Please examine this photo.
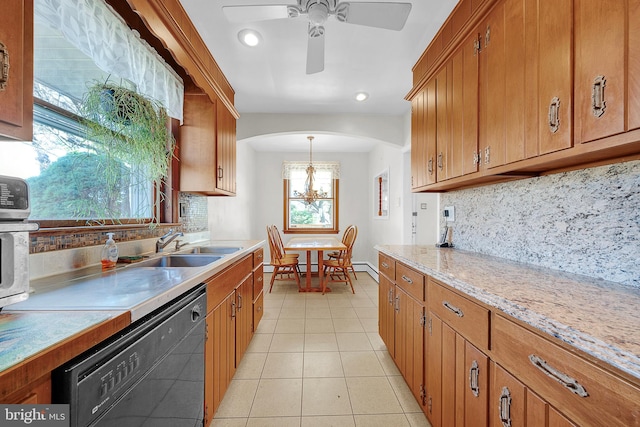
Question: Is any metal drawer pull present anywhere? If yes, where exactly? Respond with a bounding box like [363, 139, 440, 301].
[548, 96, 560, 133]
[218, 166, 224, 180]
[528, 354, 589, 397]
[381, 262, 389, 269]
[428, 157, 434, 174]
[394, 295, 400, 312]
[401, 275, 413, 284]
[388, 288, 394, 304]
[469, 360, 480, 397]
[499, 386, 512, 427]
[442, 301, 464, 317]
[231, 300, 236, 318]
[437, 152, 443, 170]
[0, 42, 9, 91]
[591, 75, 606, 118]
[237, 294, 243, 309]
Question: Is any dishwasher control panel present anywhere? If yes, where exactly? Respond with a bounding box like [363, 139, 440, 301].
[99, 352, 140, 398]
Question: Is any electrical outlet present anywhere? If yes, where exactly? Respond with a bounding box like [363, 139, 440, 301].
[443, 206, 455, 222]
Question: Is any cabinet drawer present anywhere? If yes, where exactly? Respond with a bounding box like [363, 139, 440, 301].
[207, 255, 252, 311]
[396, 263, 425, 302]
[253, 248, 264, 267]
[428, 279, 489, 351]
[378, 253, 396, 281]
[492, 314, 640, 427]
[253, 290, 264, 332]
[253, 266, 264, 299]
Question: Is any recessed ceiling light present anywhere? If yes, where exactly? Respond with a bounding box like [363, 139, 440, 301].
[238, 29, 261, 47]
[355, 92, 369, 102]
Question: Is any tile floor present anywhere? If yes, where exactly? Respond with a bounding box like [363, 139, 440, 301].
[212, 272, 432, 427]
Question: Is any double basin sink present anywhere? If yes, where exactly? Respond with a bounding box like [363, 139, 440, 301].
[131, 246, 241, 268]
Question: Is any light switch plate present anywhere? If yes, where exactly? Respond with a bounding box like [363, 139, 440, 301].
[443, 206, 455, 222]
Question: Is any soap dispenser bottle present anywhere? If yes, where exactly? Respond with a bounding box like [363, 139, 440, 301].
[101, 233, 119, 269]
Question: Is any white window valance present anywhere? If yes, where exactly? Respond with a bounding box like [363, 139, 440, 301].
[282, 161, 341, 179]
[35, 0, 184, 122]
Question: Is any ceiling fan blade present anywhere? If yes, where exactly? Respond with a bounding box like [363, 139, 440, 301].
[340, 2, 412, 31]
[306, 32, 325, 74]
[222, 5, 290, 23]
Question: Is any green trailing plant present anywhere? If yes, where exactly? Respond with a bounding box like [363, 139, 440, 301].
[77, 80, 176, 224]
[81, 81, 175, 182]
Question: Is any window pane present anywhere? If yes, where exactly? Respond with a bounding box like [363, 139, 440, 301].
[288, 168, 333, 198]
[288, 200, 334, 229]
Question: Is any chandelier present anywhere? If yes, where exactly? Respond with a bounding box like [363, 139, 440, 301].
[294, 136, 328, 204]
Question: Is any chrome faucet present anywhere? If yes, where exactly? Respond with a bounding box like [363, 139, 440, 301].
[156, 229, 184, 252]
[174, 239, 189, 251]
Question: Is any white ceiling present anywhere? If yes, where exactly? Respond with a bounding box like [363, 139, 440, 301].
[178, 0, 459, 151]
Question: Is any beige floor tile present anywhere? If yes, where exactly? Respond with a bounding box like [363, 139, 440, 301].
[211, 418, 248, 427]
[302, 378, 352, 416]
[246, 334, 273, 353]
[270, 333, 305, 352]
[332, 318, 364, 333]
[249, 379, 303, 418]
[366, 332, 387, 351]
[305, 299, 330, 309]
[262, 352, 304, 378]
[354, 307, 378, 319]
[246, 417, 300, 427]
[215, 379, 259, 418]
[375, 351, 401, 376]
[340, 351, 385, 377]
[304, 333, 339, 352]
[255, 319, 277, 334]
[261, 307, 281, 319]
[275, 318, 306, 334]
[349, 298, 376, 308]
[346, 377, 403, 415]
[302, 415, 355, 427]
[336, 333, 373, 351]
[305, 320, 335, 334]
[406, 411, 432, 427]
[359, 318, 378, 333]
[329, 307, 358, 319]
[354, 414, 410, 427]
[306, 307, 332, 318]
[326, 296, 353, 308]
[280, 307, 306, 319]
[303, 352, 344, 378]
[235, 352, 268, 379]
[388, 375, 423, 413]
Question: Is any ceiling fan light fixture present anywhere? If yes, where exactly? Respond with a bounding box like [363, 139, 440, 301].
[238, 29, 262, 47]
[355, 92, 369, 102]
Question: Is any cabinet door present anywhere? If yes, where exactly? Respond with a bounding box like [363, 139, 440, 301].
[0, 0, 33, 141]
[411, 88, 427, 189]
[235, 276, 253, 366]
[629, 0, 640, 131]
[436, 65, 450, 181]
[378, 274, 395, 356]
[537, 0, 573, 155]
[574, 0, 626, 143]
[206, 292, 236, 421]
[395, 287, 425, 403]
[425, 79, 438, 185]
[216, 103, 236, 194]
[479, 0, 506, 169]
[426, 313, 443, 427]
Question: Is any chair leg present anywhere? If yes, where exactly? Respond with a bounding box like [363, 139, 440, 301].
[350, 265, 358, 280]
[269, 266, 278, 292]
[344, 267, 355, 293]
[293, 265, 302, 291]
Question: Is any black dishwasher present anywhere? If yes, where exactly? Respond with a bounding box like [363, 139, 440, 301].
[53, 284, 206, 427]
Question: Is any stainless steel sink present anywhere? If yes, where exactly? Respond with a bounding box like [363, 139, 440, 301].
[134, 255, 222, 268]
[190, 246, 241, 255]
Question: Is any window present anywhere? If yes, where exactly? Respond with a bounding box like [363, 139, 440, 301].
[283, 161, 340, 233]
[1, 0, 184, 225]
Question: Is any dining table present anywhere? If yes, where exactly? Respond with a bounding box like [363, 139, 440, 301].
[284, 236, 347, 292]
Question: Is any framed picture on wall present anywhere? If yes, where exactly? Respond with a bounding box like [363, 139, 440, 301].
[374, 169, 389, 219]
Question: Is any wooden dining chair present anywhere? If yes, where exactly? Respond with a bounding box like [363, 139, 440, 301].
[266, 225, 301, 292]
[327, 225, 358, 279]
[322, 225, 357, 294]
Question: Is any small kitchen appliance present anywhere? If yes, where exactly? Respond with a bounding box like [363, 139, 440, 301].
[0, 175, 38, 309]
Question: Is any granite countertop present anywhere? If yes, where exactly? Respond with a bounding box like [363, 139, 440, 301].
[0, 240, 264, 376]
[376, 245, 640, 383]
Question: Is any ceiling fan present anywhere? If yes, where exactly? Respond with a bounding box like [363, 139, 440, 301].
[222, 0, 412, 74]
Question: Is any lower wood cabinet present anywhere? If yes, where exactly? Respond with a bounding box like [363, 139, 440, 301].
[378, 251, 640, 427]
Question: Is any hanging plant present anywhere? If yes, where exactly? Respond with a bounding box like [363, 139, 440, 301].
[77, 80, 176, 224]
[81, 81, 175, 182]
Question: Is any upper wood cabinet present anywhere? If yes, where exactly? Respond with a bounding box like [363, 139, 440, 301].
[180, 92, 236, 196]
[411, 81, 437, 189]
[0, 0, 33, 141]
[409, 0, 639, 192]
